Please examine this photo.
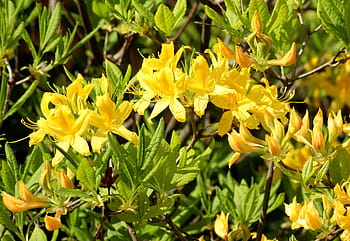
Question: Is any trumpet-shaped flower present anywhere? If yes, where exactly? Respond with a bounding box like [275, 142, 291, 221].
[2, 192, 49, 213]
[186, 55, 216, 117]
[90, 94, 138, 152]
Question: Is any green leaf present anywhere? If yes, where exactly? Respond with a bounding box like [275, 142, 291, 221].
[42, 2, 62, 49]
[154, 4, 176, 36]
[248, 0, 270, 27]
[267, 193, 285, 213]
[142, 118, 164, 175]
[301, 157, 314, 184]
[0, 201, 17, 232]
[92, 0, 110, 18]
[266, 0, 288, 34]
[5, 142, 19, 182]
[173, 0, 186, 26]
[29, 226, 47, 241]
[315, 160, 329, 184]
[3, 80, 39, 120]
[344, 1, 350, 49]
[225, 0, 249, 27]
[132, 0, 154, 23]
[105, 59, 125, 100]
[317, 0, 347, 47]
[330, 148, 350, 182]
[1, 161, 16, 195]
[77, 158, 96, 191]
[56, 188, 87, 198]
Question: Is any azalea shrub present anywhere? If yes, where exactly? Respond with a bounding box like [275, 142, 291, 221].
[1, 0, 350, 240]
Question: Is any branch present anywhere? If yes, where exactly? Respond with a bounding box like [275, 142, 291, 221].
[315, 228, 343, 241]
[256, 159, 275, 241]
[172, 0, 200, 41]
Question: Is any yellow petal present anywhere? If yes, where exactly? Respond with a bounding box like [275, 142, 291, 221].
[149, 100, 170, 123]
[71, 135, 91, 156]
[251, 10, 263, 33]
[45, 215, 62, 231]
[228, 152, 240, 167]
[218, 111, 234, 136]
[193, 95, 209, 117]
[2, 192, 48, 213]
[18, 181, 49, 203]
[169, 98, 186, 122]
[214, 211, 229, 240]
[111, 125, 139, 145]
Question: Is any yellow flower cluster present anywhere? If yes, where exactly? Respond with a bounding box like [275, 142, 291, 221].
[134, 40, 290, 135]
[24, 74, 138, 166]
[285, 182, 350, 241]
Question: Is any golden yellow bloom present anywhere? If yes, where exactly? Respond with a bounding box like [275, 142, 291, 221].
[265, 135, 281, 156]
[214, 211, 229, 241]
[228, 128, 264, 154]
[282, 145, 310, 170]
[45, 211, 62, 231]
[2, 192, 48, 213]
[288, 108, 302, 136]
[90, 95, 138, 152]
[334, 183, 350, 205]
[213, 38, 235, 60]
[235, 45, 253, 68]
[285, 197, 303, 229]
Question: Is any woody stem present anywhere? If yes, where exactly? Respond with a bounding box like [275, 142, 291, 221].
[256, 159, 275, 241]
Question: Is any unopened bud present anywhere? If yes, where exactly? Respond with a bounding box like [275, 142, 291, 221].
[215, 38, 236, 59]
[268, 42, 296, 66]
[59, 169, 74, 189]
[266, 135, 281, 156]
[18, 181, 49, 203]
[1, 192, 48, 213]
[288, 108, 302, 136]
[39, 161, 53, 194]
[235, 46, 253, 68]
[251, 10, 263, 33]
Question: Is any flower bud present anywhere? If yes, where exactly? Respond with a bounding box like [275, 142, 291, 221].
[265, 135, 281, 156]
[251, 10, 263, 33]
[39, 161, 53, 194]
[228, 152, 241, 168]
[312, 125, 325, 152]
[267, 42, 296, 66]
[215, 38, 236, 60]
[18, 181, 49, 203]
[228, 130, 264, 153]
[235, 46, 252, 68]
[288, 108, 302, 136]
[59, 169, 74, 189]
[214, 211, 229, 240]
[1, 192, 48, 213]
[327, 111, 343, 145]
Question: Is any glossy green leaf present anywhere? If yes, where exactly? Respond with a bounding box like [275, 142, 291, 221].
[77, 158, 96, 191]
[5, 142, 19, 182]
[301, 157, 314, 184]
[173, 0, 186, 26]
[317, 0, 347, 47]
[266, 0, 288, 34]
[154, 4, 175, 36]
[1, 161, 16, 195]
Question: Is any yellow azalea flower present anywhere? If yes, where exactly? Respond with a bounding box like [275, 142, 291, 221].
[214, 211, 229, 241]
[285, 198, 323, 231]
[45, 211, 62, 231]
[228, 128, 265, 154]
[18, 180, 49, 203]
[90, 94, 138, 152]
[1, 192, 48, 213]
[142, 41, 184, 71]
[332, 201, 350, 231]
[267, 42, 296, 66]
[143, 67, 186, 123]
[65, 74, 96, 113]
[28, 105, 92, 166]
[186, 55, 216, 117]
[211, 93, 258, 135]
[282, 145, 310, 170]
[285, 197, 303, 229]
[334, 183, 350, 205]
[341, 230, 350, 241]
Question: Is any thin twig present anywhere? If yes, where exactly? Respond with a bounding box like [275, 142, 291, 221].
[126, 223, 139, 241]
[315, 228, 343, 241]
[256, 159, 275, 241]
[172, 0, 200, 41]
